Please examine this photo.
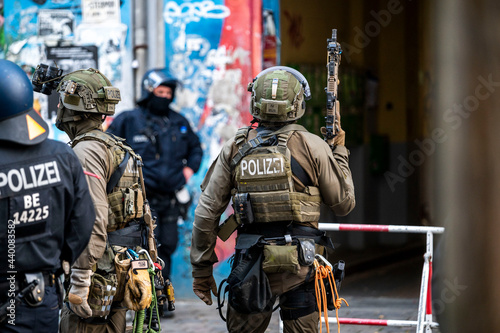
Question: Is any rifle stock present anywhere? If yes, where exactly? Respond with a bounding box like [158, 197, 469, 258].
[321, 29, 342, 148]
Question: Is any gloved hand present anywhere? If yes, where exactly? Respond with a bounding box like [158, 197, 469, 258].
[123, 264, 152, 311]
[193, 275, 217, 305]
[333, 109, 345, 146]
[67, 268, 93, 318]
[320, 109, 345, 147]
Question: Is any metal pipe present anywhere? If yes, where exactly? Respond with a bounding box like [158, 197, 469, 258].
[133, 0, 148, 100]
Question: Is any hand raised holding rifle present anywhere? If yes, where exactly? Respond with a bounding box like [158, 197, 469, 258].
[321, 29, 345, 148]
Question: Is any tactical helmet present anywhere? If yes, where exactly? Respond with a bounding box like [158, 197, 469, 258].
[56, 68, 121, 116]
[0, 59, 49, 145]
[137, 68, 178, 105]
[247, 66, 311, 123]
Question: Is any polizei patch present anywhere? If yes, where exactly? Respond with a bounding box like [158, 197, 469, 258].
[0, 161, 62, 198]
[239, 154, 286, 179]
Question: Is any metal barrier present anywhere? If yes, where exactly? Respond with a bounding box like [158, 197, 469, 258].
[279, 223, 445, 333]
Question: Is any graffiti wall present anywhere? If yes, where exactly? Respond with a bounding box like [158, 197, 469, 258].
[1, 0, 133, 142]
[164, 0, 263, 296]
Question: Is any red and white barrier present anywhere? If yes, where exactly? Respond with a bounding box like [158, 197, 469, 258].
[279, 223, 445, 333]
[331, 318, 439, 328]
[319, 223, 445, 234]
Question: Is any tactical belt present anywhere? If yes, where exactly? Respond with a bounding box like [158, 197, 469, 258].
[107, 223, 143, 248]
[241, 222, 334, 250]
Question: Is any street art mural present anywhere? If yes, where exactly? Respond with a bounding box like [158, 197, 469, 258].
[163, 0, 263, 296]
[2, 0, 280, 298]
[1, 0, 133, 142]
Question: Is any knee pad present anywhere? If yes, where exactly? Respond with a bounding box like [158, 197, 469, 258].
[279, 281, 317, 320]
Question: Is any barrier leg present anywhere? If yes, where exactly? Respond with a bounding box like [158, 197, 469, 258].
[425, 259, 434, 333]
[416, 231, 433, 333]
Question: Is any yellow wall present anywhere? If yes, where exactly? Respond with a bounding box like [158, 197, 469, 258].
[376, 0, 407, 142]
[279, 0, 426, 143]
[280, 0, 348, 65]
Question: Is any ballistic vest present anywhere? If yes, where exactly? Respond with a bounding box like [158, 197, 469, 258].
[231, 125, 322, 224]
[72, 129, 144, 232]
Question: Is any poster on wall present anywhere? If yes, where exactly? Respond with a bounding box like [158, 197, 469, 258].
[45, 45, 98, 119]
[2, 0, 133, 141]
[162, 0, 262, 296]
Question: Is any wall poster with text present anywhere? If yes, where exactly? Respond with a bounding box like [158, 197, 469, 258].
[2, 0, 133, 142]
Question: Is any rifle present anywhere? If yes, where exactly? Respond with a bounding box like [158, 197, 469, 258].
[321, 29, 343, 148]
[137, 159, 158, 263]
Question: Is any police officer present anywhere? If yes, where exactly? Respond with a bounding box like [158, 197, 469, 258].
[190, 67, 356, 332]
[107, 69, 203, 287]
[0, 60, 95, 332]
[55, 68, 158, 332]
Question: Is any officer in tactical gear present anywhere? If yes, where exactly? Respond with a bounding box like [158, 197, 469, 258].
[107, 69, 203, 293]
[0, 60, 95, 332]
[190, 67, 355, 332]
[56, 68, 159, 332]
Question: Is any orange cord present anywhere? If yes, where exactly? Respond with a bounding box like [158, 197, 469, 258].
[314, 259, 349, 333]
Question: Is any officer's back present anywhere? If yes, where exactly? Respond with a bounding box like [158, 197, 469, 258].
[0, 60, 95, 333]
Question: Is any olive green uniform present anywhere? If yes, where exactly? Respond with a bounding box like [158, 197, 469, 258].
[60, 137, 128, 333]
[191, 125, 355, 333]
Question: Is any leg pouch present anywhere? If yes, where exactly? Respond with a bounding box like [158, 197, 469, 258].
[227, 247, 275, 314]
[88, 272, 117, 317]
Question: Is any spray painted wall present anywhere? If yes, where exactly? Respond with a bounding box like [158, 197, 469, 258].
[162, 0, 264, 297]
[1, 0, 133, 142]
[1, 0, 279, 299]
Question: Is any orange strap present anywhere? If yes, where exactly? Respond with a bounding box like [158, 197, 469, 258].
[314, 260, 349, 333]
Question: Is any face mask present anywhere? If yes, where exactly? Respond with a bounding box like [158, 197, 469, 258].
[147, 96, 172, 116]
[56, 107, 102, 140]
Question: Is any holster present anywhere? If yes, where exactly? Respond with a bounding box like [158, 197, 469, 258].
[23, 273, 45, 307]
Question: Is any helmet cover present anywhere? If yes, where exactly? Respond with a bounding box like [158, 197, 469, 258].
[248, 66, 311, 122]
[56, 68, 121, 116]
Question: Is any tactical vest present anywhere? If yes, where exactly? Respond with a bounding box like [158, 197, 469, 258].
[231, 126, 322, 224]
[72, 129, 144, 232]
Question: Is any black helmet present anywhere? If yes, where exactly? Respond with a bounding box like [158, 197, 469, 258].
[137, 68, 178, 105]
[0, 60, 49, 145]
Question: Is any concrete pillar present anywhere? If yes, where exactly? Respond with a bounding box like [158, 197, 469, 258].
[434, 0, 500, 331]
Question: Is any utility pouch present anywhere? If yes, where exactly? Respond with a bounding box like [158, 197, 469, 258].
[123, 185, 143, 223]
[233, 193, 254, 225]
[226, 234, 274, 313]
[107, 191, 125, 231]
[88, 272, 117, 317]
[217, 214, 240, 241]
[107, 185, 144, 232]
[297, 238, 316, 266]
[262, 244, 300, 275]
[114, 252, 131, 302]
[23, 273, 45, 307]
